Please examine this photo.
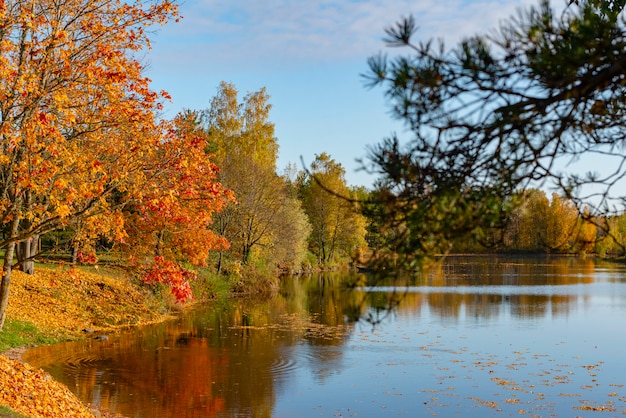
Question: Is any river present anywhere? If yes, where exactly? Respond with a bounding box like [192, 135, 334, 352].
[24, 256, 626, 417]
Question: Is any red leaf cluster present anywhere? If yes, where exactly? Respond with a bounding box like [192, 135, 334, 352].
[122, 111, 233, 290]
[76, 251, 98, 264]
[142, 256, 195, 303]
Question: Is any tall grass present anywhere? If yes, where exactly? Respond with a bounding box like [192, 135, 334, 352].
[193, 268, 235, 300]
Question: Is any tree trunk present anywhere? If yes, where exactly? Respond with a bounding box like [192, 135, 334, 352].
[155, 230, 165, 257]
[17, 235, 38, 274]
[0, 219, 20, 330]
[71, 243, 78, 264]
[242, 245, 250, 265]
[216, 250, 223, 274]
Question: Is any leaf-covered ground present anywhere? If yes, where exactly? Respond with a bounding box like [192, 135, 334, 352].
[0, 267, 174, 417]
[7, 267, 169, 338]
[0, 355, 94, 417]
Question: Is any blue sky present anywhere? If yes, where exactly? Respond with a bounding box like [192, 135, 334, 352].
[144, 0, 537, 188]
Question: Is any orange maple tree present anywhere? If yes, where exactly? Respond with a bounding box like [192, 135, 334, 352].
[0, 0, 189, 329]
[124, 111, 234, 302]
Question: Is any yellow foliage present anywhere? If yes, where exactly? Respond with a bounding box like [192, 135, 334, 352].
[0, 355, 95, 417]
[6, 268, 170, 338]
[0, 267, 173, 418]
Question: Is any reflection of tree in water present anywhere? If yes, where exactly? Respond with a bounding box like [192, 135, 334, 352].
[24, 260, 610, 417]
[463, 294, 504, 320]
[299, 344, 346, 384]
[357, 289, 410, 325]
[349, 256, 604, 323]
[25, 323, 230, 418]
[426, 255, 597, 287]
[196, 297, 295, 418]
[280, 274, 358, 383]
[193, 283, 357, 416]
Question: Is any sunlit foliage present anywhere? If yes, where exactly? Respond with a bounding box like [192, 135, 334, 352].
[299, 153, 368, 266]
[0, 0, 229, 326]
[202, 82, 310, 274]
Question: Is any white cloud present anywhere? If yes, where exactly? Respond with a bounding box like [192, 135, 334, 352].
[151, 0, 540, 71]
[145, 0, 561, 187]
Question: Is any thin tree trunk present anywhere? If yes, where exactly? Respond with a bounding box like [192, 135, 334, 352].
[0, 218, 20, 330]
[155, 230, 165, 256]
[71, 241, 79, 264]
[18, 240, 32, 274]
[216, 250, 223, 274]
[242, 245, 250, 265]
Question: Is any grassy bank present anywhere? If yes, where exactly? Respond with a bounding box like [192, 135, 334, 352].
[0, 265, 195, 417]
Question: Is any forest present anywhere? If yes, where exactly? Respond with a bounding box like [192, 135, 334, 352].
[3, 0, 626, 332]
[4, 78, 626, 308]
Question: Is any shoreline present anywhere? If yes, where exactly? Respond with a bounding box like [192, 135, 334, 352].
[1, 346, 28, 362]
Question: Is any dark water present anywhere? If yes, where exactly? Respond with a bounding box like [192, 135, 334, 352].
[24, 256, 626, 417]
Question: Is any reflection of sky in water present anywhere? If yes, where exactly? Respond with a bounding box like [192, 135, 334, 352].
[24, 257, 626, 417]
[364, 283, 626, 295]
[274, 261, 626, 417]
[277, 299, 626, 416]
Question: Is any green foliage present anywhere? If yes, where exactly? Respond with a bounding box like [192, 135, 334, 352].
[364, 0, 626, 269]
[232, 264, 280, 294]
[202, 82, 310, 276]
[594, 213, 626, 255]
[192, 268, 234, 300]
[300, 153, 368, 266]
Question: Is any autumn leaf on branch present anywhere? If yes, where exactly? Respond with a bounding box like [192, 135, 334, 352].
[0, 0, 179, 328]
[142, 256, 196, 303]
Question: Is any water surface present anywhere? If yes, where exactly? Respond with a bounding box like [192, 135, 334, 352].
[25, 256, 626, 416]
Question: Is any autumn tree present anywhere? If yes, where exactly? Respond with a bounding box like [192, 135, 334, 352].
[120, 111, 233, 300]
[363, 0, 626, 269]
[594, 213, 626, 254]
[501, 189, 548, 251]
[205, 81, 278, 170]
[299, 153, 368, 266]
[124, 111, 232, 264]
[510, 191, 579, 252]
[544, 193, 579, 251]
[270, 186, 311, 272]
[219, 159, 301, 266]
[490, 189, 596, 253]
[0, 0, 179, 328]
[202, 82, 310, 273]
[574, 207, 597, 254]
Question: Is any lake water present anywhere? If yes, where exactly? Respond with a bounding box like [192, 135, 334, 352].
[24, 256, 626, 417]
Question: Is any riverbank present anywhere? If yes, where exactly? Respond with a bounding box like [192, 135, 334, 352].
[0, 266, 183, 417]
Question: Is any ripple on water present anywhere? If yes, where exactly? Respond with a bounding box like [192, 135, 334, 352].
[269, 356, 299, 378]
[24, 341, 118, 383]
[60, 354, 114, 380]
